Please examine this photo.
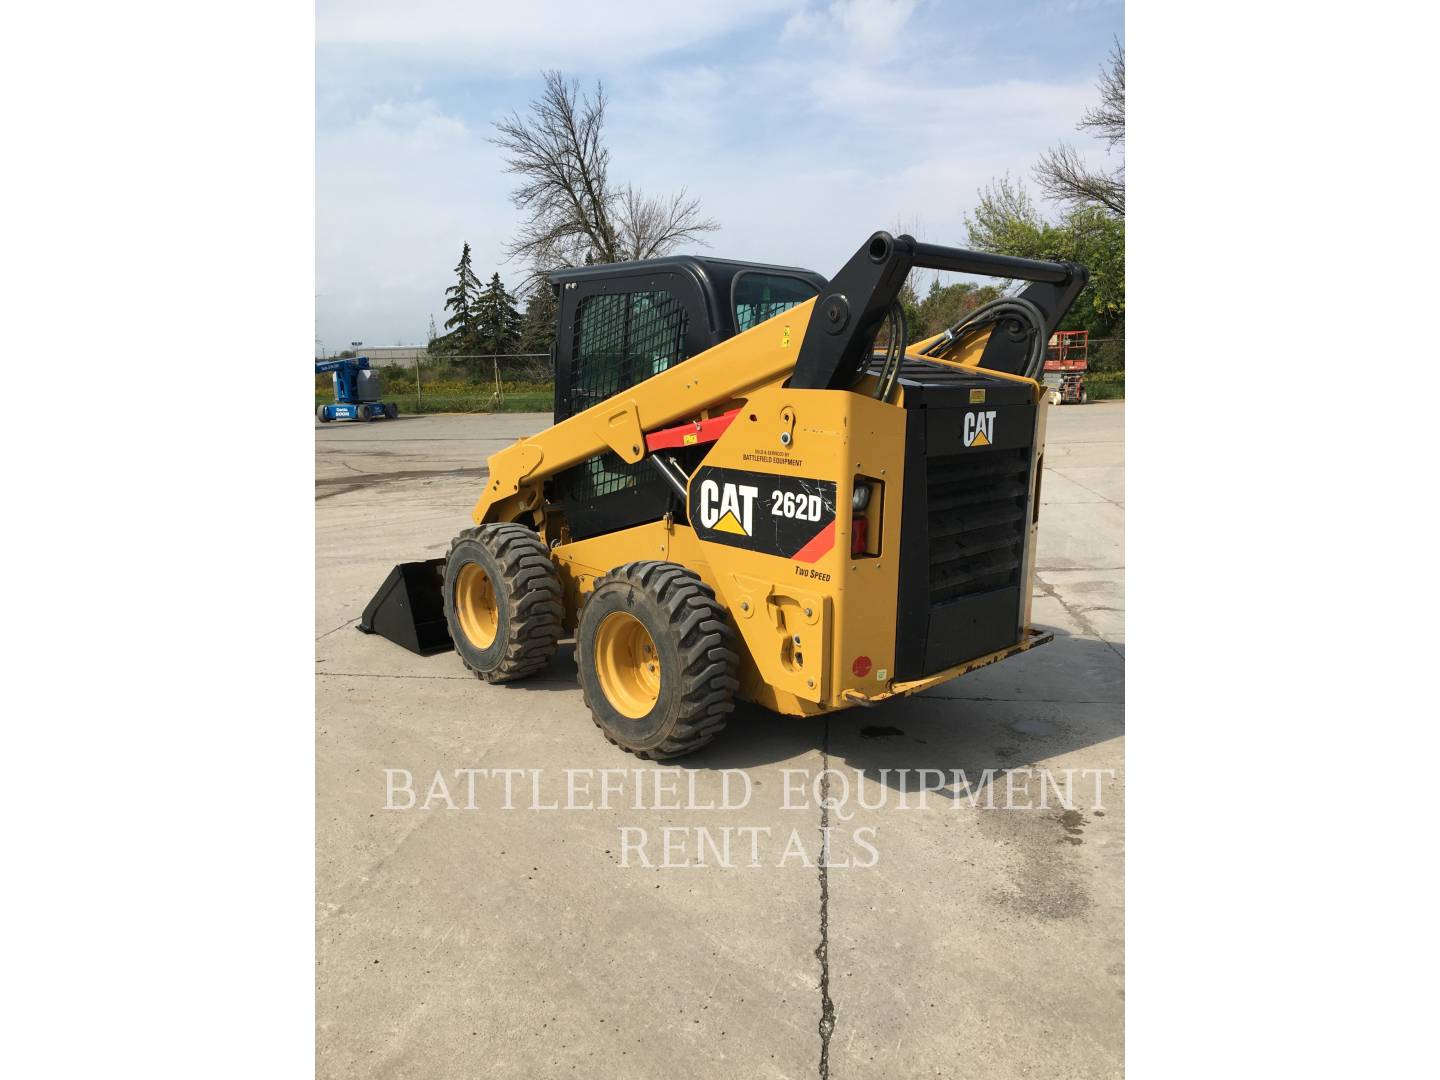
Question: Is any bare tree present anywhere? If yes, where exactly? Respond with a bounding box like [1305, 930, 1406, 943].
[620, 185, 715, 261]
[491, 71, 718, 292]
[1034, 39, 1125, 217]
[1079, 38, 1124, 148]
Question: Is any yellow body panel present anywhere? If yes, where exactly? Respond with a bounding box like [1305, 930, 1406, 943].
[472, 299, 818, 528]
[542, 383, 908, 716]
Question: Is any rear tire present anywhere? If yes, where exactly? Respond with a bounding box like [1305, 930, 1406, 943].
[578, 561, 739, 759]
[443, 524, 563, 682]
[385, 402, 399, 419]
[317, 405, 331, 423]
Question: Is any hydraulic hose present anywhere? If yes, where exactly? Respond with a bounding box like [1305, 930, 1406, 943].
[873, 301, 908, 403]
[921, 296, 1048, 381]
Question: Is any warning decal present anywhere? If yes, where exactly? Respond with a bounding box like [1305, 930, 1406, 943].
[690, 466, 838, 562]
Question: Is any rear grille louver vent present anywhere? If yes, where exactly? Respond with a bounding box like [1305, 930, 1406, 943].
[926, 447, 1030, 605]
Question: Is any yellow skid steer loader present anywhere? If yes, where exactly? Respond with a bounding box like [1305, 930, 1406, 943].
[360, 232, 1087, 758]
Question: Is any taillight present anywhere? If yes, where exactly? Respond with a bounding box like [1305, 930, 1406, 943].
[851, 476, 882, 558]
[851, 516, 868, 555]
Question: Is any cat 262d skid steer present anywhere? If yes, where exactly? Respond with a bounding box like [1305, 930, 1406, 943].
[360, 232, 1087, 758]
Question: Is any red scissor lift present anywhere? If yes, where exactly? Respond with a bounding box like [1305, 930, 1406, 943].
[1043, 329, 1088, 404]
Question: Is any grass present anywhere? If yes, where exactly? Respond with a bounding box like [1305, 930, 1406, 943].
[1086, 371, 1125, 401]
[315, 381, 554, 414]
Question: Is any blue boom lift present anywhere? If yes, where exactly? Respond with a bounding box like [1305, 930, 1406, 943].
[315, 356, 399, 422]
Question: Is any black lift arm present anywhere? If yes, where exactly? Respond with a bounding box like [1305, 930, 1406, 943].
[791, 232, 1088, 391]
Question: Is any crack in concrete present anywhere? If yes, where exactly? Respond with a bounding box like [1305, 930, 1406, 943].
[816, 716, 835, 1080]
[1033, 576, 1125, 660]
[314, 465, 489, 501]
[1047, 466, 1123, 508]
[315, 617, 359, 642]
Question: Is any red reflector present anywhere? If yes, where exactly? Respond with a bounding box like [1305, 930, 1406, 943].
[851, 516, 868, 555]
[852, 655, 872, 677]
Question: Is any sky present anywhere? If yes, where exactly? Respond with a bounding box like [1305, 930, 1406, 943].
[316, 0, 1123, 352]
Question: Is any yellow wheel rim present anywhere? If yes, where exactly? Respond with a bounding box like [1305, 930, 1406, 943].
[456, 562, 499, 648]
[594, 611, 662, 719]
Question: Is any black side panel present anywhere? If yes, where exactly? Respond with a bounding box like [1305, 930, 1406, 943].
[894, 412, 931, 677]
[923, 586, 1023, 674]
[358, 559, 453, 656]
[894, 406, 1034, 681]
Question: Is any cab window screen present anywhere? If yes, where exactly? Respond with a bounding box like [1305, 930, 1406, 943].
[557, 289, 690, 506]
[568, 290, 689, 417]
[733, 273, 818, 332]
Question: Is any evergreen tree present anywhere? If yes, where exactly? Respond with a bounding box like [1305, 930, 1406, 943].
[473, 272, 523, 355]
[441, 242, 482, 354]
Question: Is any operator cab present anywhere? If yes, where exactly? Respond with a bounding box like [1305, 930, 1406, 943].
[549, 256, 825, 423]
[548, 256, 826, 539]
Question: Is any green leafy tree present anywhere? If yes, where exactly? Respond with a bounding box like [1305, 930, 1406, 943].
[919, 279, 1005, 342]
[473, 272, 523, 355]
[966, 176, 1124, 334]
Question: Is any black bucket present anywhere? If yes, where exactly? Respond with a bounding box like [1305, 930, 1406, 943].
[357, 559, 452, 656]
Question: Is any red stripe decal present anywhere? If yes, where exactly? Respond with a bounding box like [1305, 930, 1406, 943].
[791, 520, 836, 563]
[644, 409, 741, 452]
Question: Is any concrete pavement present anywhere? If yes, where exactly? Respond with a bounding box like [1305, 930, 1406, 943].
[316, 403, 1125, 1079]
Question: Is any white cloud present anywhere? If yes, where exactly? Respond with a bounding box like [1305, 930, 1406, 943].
[783, 0, 919, 57]
[355, 99, 468, 149]
[318, 0, 798, 71]
[316, 96, 515, 346]
[315, 1, 1121, 346]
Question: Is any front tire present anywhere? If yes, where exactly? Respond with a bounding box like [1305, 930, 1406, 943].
[317, 405, 331, 423]
[577, 562, 739, 759]
[443, 524, 563, 682]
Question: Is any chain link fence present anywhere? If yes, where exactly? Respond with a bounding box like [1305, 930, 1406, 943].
[315, 337, 1122, 416]
[314, 353, 555, 414]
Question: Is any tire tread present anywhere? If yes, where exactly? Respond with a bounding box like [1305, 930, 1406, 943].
[444, 523, 563, 683]
[580, 561, 739, 760]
